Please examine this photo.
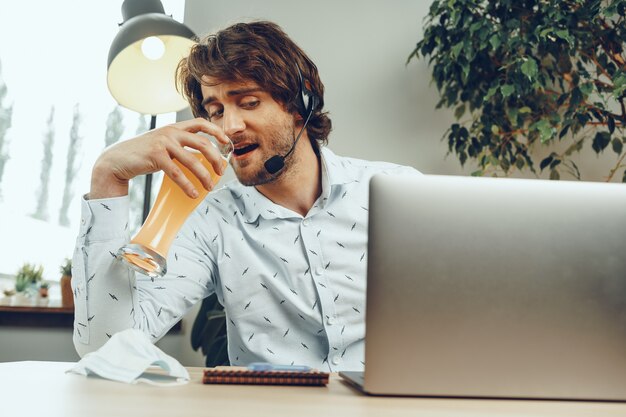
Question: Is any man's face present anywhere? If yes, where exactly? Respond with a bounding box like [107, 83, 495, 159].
[200, 78, 297, 186]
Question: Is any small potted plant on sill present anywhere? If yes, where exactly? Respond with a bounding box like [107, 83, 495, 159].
[37, 282, 50, 306]
[38, 282, 49, 298]
[60, 258, 73, 309]
[1, 288, 15, 305]
[13, 263, 44, 306]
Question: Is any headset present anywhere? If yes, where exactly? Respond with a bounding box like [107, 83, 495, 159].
[264, 65, 320, 175]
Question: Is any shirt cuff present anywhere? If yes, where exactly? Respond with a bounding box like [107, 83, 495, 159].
[80, 194, 131, 242]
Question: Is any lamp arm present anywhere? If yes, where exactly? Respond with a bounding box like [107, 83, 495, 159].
[142, 114, 158, 223]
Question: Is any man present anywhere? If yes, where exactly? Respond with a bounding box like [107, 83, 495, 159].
[73, 21, 419, 371]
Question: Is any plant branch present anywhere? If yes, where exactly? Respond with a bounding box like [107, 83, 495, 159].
[606, 151, 626, 182]
[581, 50, 612, 83]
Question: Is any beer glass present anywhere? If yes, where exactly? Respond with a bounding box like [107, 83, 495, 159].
[117, 138, 233, 278]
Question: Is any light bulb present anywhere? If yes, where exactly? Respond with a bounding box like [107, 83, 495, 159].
[141, 36, 165, 60]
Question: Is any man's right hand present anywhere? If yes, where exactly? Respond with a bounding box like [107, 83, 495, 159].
[89, 118, 231, 200]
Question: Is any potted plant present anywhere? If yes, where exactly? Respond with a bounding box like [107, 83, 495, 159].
[38, 282, 49, 298]
[60, 258, 73, 309]
[409, 0, 626, 180]
[37, 282, 50, 306]
[1, 288, 15, 305]
[13, 263, 44, 306]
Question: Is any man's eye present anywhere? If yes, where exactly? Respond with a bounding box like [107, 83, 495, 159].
[241, 100, 259, 109]
[208, 109, 223, 120]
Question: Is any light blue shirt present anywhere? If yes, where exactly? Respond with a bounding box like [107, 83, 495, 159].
[72, 147, 419, 371]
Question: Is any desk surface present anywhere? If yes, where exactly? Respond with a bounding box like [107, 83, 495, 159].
[1, 361, 625, 417]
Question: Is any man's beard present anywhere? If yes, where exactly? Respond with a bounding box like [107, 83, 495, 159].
[231, 122, 297, 187]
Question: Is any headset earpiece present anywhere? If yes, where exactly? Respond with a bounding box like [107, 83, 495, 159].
[296, 65, 319, 119]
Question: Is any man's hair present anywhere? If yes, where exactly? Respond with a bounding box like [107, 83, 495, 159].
[177, 21, 332, 148]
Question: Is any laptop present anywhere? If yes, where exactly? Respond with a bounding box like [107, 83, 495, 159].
[339, 174, 626, 401]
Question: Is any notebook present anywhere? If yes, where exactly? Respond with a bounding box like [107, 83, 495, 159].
[203, 366, 329, 386]
[340, 174, 626, 400]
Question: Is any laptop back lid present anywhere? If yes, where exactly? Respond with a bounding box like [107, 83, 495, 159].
[364, 174, 626, 400]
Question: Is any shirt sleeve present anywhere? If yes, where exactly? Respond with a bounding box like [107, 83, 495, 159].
[72, 194, 217, 357]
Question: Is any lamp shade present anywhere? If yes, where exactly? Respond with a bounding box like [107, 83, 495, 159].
[107, 0, 195, 114]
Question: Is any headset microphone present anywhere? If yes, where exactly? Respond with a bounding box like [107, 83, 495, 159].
[264, 66, 319, 175]
[264, 108, 315, 174]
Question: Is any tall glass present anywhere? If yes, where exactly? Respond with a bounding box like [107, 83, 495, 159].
[117, 140, 233, 278]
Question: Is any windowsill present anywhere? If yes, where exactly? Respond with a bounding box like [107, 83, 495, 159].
[0, 298, 182, 332]
[0, 303, 75, 327]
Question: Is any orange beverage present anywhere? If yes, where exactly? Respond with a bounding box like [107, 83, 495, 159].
[118, 150, 229, 277]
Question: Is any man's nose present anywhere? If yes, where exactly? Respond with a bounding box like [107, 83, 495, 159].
[222, 108, 246, 137]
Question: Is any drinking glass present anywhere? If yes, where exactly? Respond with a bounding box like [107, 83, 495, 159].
[117, 137, 233, 278]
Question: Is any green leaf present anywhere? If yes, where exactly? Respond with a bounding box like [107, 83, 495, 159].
[459, 151, 468, 166]
[605, 3, 618, 17]
[612, 137, 623, 155]
[532, 119, 553, 143]
[501, 84, 515, 97]
[540, 155, 554, 171]
[461, 62, 470, 83]
[520, 58, 538, 80]
[471, 169, 484, 176]
[608, 116, 616, 134]
[539, 28, 553, 38]
[454, 104, 466, 119]
[491, 125, 500, 134]
[579, 82, 593, 96]
[569, 88, 583, 109]
[592, 131, 611, 153]
[489, 34, 501, 50]
[519, 106, 532, 114]
[484, 86, 499, 101]
[549, 169, 560, 180]
[554, 29, 573, 46]
[451, 42, 464, 59]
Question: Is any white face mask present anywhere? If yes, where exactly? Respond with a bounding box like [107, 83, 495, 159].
[67, 328, 190, 386]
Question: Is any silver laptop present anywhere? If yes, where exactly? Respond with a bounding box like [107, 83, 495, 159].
[340, 174, 626, 400]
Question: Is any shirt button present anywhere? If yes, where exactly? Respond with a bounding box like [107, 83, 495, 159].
[332, 356, 341, 365]
[81, 218, 85, 225]
[314, 266, 323, 276]
[302, 218, 310, 227]
[327, 316, 336, 325]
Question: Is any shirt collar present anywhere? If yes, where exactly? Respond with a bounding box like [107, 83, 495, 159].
[320, 147, 355, 186]
[231, 147, 353, 221]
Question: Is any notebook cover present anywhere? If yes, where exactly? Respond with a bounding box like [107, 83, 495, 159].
[202, 367, 329, 386]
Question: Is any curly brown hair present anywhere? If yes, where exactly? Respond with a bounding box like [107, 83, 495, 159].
[177, 21, 332, 149]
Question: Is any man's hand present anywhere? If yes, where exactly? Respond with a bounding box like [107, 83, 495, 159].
[90, 118, 230, 200]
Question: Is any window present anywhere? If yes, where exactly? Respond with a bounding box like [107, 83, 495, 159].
[0, 1, 184, 288]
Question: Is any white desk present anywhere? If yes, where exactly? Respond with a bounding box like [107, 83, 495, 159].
[1, 361, 625, 417]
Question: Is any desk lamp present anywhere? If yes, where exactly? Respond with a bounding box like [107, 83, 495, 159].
[107, 0, 195, 221]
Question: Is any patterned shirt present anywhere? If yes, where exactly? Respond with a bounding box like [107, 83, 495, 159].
[72, 147, 420, 371]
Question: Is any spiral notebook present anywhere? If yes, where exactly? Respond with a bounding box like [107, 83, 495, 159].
[203, 366, 329, 386]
